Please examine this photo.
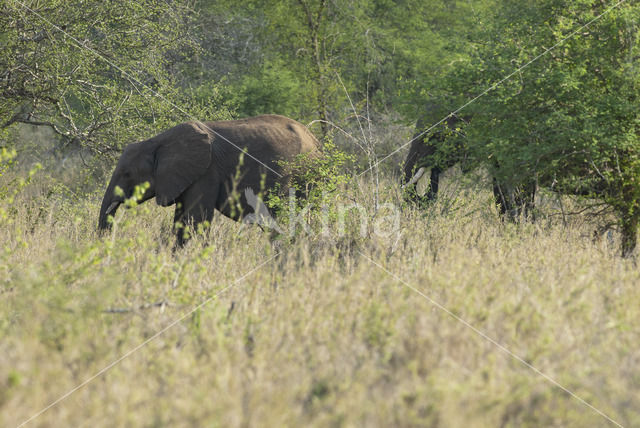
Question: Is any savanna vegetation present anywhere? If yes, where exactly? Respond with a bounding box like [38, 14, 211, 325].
[2, 0, 639, 426]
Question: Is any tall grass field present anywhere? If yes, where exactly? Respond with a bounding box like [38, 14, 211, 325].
[1, 160, 639, 427]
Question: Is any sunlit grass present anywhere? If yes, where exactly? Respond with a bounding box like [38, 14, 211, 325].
[1, 166, 639, 427]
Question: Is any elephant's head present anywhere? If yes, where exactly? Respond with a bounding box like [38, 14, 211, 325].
[98, 121, 212, 230]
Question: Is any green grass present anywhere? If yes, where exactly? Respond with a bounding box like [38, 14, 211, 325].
[1, 167, 639, 427]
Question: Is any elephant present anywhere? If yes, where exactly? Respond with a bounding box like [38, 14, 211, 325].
[402, 109, 640, 256]
[402, 114, 470, 202]
[402, 112, 536, 221]
[98, 114, 321, 245]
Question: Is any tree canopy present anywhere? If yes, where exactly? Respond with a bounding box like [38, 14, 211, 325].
[460, 0, 640, 254]
[1, 0, 231, 155]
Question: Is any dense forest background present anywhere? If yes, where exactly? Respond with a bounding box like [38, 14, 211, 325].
[1, 0, 489, 157]
[2, 1, 639, 245]
[1, 2, 636, 164]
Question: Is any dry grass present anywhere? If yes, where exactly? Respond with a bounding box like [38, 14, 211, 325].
[1, 165, 639, 428]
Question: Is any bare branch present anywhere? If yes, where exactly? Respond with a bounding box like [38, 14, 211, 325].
[7, 117, 71, 139]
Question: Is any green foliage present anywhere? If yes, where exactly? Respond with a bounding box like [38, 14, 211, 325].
[369, 0, 496, 118]
[193, 0, 471, 128]
[0, 148, 18, 226]
[288, 140, 355, 200]
[124, 182, 151, 209]
[0, 0, 232, 156]
[227, 60, 305, 118]
[266, 139, 355, 238]
[0, 149, 41, 237]
[0, 147, 17, 183]
[454, 0, 640, 252]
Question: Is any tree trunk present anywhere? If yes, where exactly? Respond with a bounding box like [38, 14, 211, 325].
[311, 26, 328, 140]
[620, 211, 638, 258]
[297, 0, 328, 141]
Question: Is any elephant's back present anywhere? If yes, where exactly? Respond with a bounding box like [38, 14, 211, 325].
[204, 115, 319, 160]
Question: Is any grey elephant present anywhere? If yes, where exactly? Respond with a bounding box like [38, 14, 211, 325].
[98, 114, 320, 245]
[402, 114, 470, 202]
[402, 112, 535, 220]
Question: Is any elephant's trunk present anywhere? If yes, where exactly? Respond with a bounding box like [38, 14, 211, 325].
[98, 181, 122, 231]
[403, 150, 419, 185]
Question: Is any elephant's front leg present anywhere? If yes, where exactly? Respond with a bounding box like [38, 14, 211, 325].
[425, 166, 441, 201]
[173, 200, 215, 247]
[173, 183, 218, 247]
[173, 201, 187, 247]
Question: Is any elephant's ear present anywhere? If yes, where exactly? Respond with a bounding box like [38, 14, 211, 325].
[154, 121, 212, 206]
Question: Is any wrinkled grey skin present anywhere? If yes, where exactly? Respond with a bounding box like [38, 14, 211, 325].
[402, 112, 535, 221]
[99, 114, 320, 245]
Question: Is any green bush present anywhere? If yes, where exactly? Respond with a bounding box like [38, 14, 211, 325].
[267, 139, 355, 239]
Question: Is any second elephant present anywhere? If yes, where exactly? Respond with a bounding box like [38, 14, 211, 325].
[402, 113, 535, 220]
